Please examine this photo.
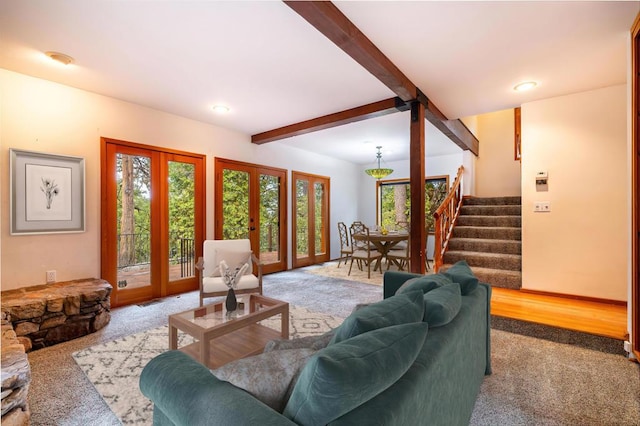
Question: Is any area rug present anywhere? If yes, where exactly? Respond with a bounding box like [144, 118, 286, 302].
[305, 259, 432, 286]
[72, 305, 343, 425]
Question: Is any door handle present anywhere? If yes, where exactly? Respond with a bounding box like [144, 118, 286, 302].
[250, 227, 256, 231]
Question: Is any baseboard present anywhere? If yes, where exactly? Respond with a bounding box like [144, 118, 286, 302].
[519, 289, 626, 306]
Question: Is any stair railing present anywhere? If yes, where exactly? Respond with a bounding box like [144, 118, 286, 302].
[433, 166, 464, 272]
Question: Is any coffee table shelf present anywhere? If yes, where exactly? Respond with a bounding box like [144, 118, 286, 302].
[169, 294, 289, 369]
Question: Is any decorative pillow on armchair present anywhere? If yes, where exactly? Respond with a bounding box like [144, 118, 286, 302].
[329, 290, 424, 344]
[283, 322, 429, 425]
[210, 249, 252, 277]
[211, 348, 316, 412]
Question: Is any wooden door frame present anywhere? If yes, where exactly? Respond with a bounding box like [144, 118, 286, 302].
[291, 171, 330, 268]
[101, 137, 205, 307]
[631, 12, 640, 359]
[214, 158, 288, 274]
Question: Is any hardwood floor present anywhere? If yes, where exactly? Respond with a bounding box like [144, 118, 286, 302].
[491, 287, 628, 340]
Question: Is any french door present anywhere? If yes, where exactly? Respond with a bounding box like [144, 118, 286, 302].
[214, 158, 287, 274]
[101, 138, 205, 307]
[292, 171, 330, 268]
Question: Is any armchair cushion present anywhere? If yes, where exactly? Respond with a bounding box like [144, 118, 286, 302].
[202, 274, 260, 293]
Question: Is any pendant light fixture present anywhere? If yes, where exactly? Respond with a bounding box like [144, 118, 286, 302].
[364, 146, 393, 179]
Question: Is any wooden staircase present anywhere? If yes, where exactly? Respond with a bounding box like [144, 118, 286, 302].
[441, 196, 522, 289]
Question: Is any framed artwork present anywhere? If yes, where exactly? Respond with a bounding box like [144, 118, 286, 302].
[10, 149, 85, 234]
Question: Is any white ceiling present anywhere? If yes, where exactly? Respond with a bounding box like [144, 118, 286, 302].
[1, 1, 637, 164]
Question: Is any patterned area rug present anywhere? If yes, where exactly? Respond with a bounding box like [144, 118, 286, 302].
[72, 305, 343, 425]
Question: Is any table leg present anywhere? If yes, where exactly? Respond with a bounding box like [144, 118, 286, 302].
[281, 305, 289, 339]
[201, 337, 210, 367]
[169, 324, 178, 350]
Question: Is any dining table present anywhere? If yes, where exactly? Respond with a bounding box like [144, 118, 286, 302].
[352, 230, 409, 270]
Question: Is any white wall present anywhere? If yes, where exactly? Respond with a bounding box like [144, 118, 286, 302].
[521, 84, 628, 301]
[475, 108, 522, 197]
[0, 70, 360, 290]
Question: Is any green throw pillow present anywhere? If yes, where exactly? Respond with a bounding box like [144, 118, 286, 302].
[396, 274, 453, 295]
[423, 282, 462, 327]
[283, 322, 429, 425]
[330, 290, 424, 344]
[442, 260, 479, 295]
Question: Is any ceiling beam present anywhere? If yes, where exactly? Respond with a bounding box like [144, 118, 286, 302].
[252, 97, 408, 144]
[284, 1, 417, 101]
[417, 90, 479, 155]
[280, 1, 478, 154]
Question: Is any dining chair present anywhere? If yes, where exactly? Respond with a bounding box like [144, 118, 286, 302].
[386, 235, 410, 271]
[348, 224, 383, 278]
[337, 222, 353, 268]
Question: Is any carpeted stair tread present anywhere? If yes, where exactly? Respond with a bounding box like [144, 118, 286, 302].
[456, 215, 521, 227]
[463, 196, 521, 206]
[444, 250, 521, 271]
[460, 205, 521, 216]
[441, 264, 521, 289]
[447, 238, 522, 255]
[453, 226, 521, 241]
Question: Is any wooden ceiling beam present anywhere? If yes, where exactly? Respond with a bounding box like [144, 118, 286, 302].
[279, 1, 479, 155]
[284, 1, 417, 101]
[252, 97, 408, 144]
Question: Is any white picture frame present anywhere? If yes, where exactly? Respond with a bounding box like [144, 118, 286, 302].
[10, 148, 85, 235]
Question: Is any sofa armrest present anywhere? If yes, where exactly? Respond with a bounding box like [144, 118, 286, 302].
[383, 271, 423, 299]
[140, 351, 296, 426]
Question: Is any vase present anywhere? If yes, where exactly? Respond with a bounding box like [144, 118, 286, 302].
[225, 288, 237, 312]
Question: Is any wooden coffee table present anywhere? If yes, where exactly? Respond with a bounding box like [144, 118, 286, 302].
[168, 294, 289, 368]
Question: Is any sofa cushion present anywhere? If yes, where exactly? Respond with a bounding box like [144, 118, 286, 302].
[442, 260, 479, 295]
[211, 348, 316, 412]
[396, 274, 453, 295]
[329, 290, 424, 344]
[210, 249, 251, 277]
[283, 322, 429, 425]
[423, 282, 462, 327]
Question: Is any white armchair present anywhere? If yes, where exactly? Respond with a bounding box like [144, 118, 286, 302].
[195, 239, 263, 306]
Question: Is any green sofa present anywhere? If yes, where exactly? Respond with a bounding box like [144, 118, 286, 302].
[140, 263, 492, 426]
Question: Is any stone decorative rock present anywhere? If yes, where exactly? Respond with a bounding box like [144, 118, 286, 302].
[1, 278, 112, 351]
[1, 317, 31, 425]
[1, 278, 112, 425]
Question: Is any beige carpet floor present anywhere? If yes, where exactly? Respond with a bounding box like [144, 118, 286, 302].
[305, 259, 434, 286]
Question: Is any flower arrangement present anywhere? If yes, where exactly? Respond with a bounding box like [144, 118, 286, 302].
[219, 260, 249, 289]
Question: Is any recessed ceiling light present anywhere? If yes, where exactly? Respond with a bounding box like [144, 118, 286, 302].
[45, 51, 74, 65]
[212, 105, 230, 114]
[513, 81, 537, 92]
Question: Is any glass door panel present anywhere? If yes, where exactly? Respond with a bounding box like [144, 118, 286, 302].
[116, 153, 152, 292]
[259, 173, 282, 266]
[221, 169, 250, 240]
[292, 172, 330, 268]
[215, 159, 287, 274]
[314, 182, 326, 256]
[168, 161, 196, 282]
[296, 179, 310, 259]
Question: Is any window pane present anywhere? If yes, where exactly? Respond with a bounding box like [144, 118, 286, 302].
[168, 161, 195, 281]
[222, 169, 250, 239]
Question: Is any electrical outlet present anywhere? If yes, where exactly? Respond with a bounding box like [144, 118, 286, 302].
[534, 202, 551, 212]
[46, 270, 56, 283]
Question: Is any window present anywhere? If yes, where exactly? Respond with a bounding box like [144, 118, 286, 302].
[378, 176, 449, 232]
